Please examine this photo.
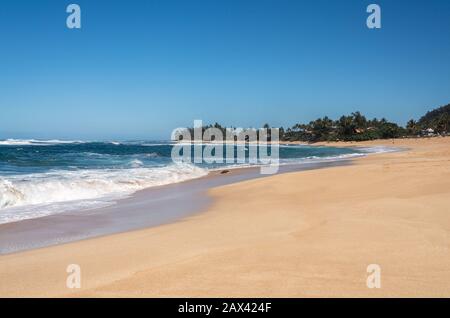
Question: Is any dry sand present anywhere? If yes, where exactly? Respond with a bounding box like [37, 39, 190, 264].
[1, 137, 449, 297]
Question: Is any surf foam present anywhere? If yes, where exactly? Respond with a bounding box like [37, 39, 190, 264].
[0, 163, 208, 224]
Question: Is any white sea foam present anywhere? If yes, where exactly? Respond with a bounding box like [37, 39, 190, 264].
[357, 145, 402, 154]
[140, 142, 176, 146]
[128, 159, 144, 168]
[0, 139, 84, 146]
[209, 146, 398, 171]
[0, 163, 208, 224]
[208, 151, 367, 171]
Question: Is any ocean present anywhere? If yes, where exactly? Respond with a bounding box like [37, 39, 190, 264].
[0, 139, 384, 224]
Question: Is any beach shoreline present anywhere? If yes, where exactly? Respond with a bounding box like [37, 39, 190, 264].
[1, 137, 449, 297]
[0, 158, 354, 255]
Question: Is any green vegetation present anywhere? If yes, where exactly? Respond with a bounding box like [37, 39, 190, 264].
[281, 112, 406, 142]
[183, 103, 449, 143]
[417, 104, 450, 135]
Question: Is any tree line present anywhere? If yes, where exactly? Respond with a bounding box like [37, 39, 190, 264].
[184, 103, 449, 143]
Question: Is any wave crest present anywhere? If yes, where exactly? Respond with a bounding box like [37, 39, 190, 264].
[0, 139, 84, 146]
[0, 163, 208, 224]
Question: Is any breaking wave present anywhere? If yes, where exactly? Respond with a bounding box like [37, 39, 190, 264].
[0, 163, 208, 224]
[0, 139, 84, 146]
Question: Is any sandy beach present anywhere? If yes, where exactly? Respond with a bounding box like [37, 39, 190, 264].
[1, 137, 449, 297]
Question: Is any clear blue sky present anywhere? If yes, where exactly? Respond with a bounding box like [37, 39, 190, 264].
[0, 0, 449, 140]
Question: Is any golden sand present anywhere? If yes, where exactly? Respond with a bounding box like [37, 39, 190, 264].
[1, 137, 449, 297]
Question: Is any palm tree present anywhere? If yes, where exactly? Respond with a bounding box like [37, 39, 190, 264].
[352, 111, 367, 128]
[337, 115, 356, 139]
[406, 119, 418, 135]
[311, 116, 333, 141]
[436, 113, 449, 134]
